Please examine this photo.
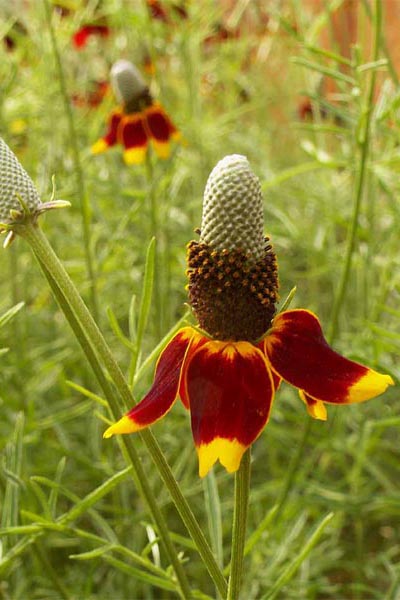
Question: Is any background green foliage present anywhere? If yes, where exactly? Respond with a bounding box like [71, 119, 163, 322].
[0, 1, 399, 598]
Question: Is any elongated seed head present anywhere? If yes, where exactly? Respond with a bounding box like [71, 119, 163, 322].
[187, 154, 279, 341]
[110, 60, 147, 105]
[0, 138, 40, 223]
[200, 154, 265, 263]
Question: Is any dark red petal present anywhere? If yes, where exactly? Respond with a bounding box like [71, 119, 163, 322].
[119, 115, 147, 148]
[103, 328, 194, 437]
[186, 341, 275, 476]
[256, 339, 281, 391]
[264, 309, 393, 405]
[104, 111, 123, 146]
[72, 25, 110, 49]
[72, 27, 91, 48]
[117, 115, 149, 164]
[91, 111, 123, 154]
[178, 333, 209, 409]
[145, 104, 177, 142]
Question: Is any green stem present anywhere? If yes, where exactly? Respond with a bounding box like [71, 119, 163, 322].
[328, 0, 381, 344]
[19, 222, 227, 598]
[227, 449, 251, 600]
[24, 232, 191, 600]
[42, 0, 99, 322]
[144, 153, 162, 338]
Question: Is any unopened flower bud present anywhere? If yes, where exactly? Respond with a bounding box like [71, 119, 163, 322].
[110, 60, 148, 106]
[200, 154, 265, 263]
[0, 137, 40, 224]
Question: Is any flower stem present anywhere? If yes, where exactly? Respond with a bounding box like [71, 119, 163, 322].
[18, 221, 227, 598]
[328, 0, 381, 344]
[43, 0, 99, 322]
[227, 449, 251, 600]
[145, 152, 162, 338]
[20, 224, 191, 599]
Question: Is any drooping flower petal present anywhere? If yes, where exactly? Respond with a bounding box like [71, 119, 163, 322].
[264, 309, 394, 406]
[185, 341, 275, 477]
[298, 390, 327, 421]
[103, 327, 195, 438]
[145, 104, 180, 159]
[91, 110, 123, 154]
[118, 114, 149, 164]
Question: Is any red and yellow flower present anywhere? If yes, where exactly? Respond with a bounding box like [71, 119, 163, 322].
[72, 24, 110, 49]
[104, 155, 393, 476]
[91, 60, 180, 164]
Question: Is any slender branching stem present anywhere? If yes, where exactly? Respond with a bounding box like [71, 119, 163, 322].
[42, 0, 99, 322]
[328, 0, 381, 343]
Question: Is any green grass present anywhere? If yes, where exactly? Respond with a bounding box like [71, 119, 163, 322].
[1, 1, 399, 598]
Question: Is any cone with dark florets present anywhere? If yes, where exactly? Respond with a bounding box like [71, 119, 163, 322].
[187, 154, 279, 341]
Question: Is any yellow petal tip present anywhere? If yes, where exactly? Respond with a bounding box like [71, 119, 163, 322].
[91, 139, 108, 155]
[349, 370, 395, 403]
[197, 438, 247, 478]
[308, 402, 328, 421]
[123, 148, 147, 165]
[103, 415, 141, 439]
[152, 141, 171, 159]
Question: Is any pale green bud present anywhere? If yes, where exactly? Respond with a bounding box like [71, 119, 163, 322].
[200, 154, 265, 262]
[0, 137, 40, 224]
[110, 60, 147, 105]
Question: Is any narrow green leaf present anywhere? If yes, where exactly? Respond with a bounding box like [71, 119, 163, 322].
[129, 237, 155, 383]
[65, 380, 108, 407]
[304, 43, 353, 67]
[262, 513, 335, 600]
[357, 58, 388, 73]
[1, 413, 25, 551]
[0, 301, 24, 329]
[101, 554, 178, 593]
[70, 544, 116, 560]
[35, 399, 94, 429]
[244, 505, 278, 557]
[128, 293, 137, 342]
[49, 457, 67, 518]
[59, 467, 132, 525]
[133, 310, 190, 386]
[203, 470, 223, 569]
[107, 306, 136, 350]
[291, 57, 357, 85]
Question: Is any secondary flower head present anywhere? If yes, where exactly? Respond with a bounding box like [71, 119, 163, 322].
[0, 138, 70, 245]
[0, 137, 40, 224]
[91, 59, 180, 165]
[104, 155, 393, 477]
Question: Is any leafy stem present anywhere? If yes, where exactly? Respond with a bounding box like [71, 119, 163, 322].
[17, 221, 227, 598]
